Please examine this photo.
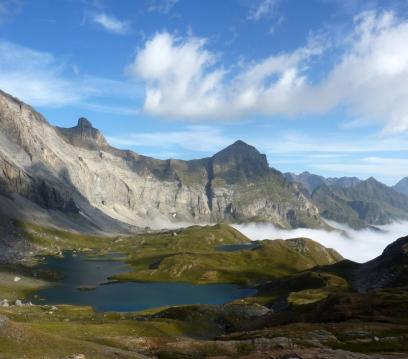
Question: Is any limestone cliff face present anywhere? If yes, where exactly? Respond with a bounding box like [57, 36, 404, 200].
[0, 90, 323, 230]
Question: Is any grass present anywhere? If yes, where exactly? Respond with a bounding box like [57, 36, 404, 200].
[1, 222, 408, 358]
[0, 308, 148, 358]
[113, 237, 342, 285]
[0, 270, 50, 301]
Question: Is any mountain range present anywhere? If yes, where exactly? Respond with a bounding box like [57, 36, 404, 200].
[0, 90, 323, 237]
[0, 89, 407, 238]
[286, 171, 408, 229]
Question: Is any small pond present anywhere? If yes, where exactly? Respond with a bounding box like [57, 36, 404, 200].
[216, 242, 260, 252]
[32, 251, 255, 312]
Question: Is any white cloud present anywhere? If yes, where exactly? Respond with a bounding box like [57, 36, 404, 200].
[258, 132, 408, 154]
[108, 125, 233, 153]
[257, 133, 408, 184]
[248, 0, 280, 21]
[233, 220, 408, 263]
[0, 41, 80, 106]
[317, 11, 408, 134]
[148, 0, 179, 14]
[127, 11, 408, 134]
[126, 31, 323, 118]
[312, 157, 408, 178]
[0, 40, 140, 113]
[91, 12, 130, 35]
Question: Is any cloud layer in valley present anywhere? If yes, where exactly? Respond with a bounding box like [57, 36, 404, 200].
[232, 220, 408, 263]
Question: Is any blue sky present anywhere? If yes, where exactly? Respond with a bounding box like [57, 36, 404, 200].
[1, 0, 408, 185]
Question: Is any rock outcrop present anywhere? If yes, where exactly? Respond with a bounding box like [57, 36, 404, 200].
[355, 235, 408, 291]
[0, 90, 324, 233]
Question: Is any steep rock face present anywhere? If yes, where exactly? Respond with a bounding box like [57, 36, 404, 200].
[0, 90, 323, 230]
[354, 235, 408, 292]
[0, 91, 137, 234]
[56, 117, 110, 151]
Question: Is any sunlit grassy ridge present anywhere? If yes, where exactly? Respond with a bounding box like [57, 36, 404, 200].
[115, 237, 342, 285]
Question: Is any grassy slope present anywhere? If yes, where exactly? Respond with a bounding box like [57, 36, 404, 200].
[1, 223, 408, 357]
[113, 236, 342, 285]
[0, 270, 49, 301]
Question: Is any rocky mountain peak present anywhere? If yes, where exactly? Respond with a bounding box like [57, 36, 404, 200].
[365, 177, 381, 185]
[77, 117, 93, 129]
[223, 140, 258, 153]
[212, 140, 268, 166]
[211, 140, 270, 182]
[56, 117, 109, 151]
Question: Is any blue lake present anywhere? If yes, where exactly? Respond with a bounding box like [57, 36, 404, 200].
[33, 251, 255, 312]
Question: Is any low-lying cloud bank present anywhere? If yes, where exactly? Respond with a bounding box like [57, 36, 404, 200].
[232, 221, 408, 263]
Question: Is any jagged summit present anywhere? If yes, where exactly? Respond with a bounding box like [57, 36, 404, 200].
[77, 117, 93, 129]
[56, 117, 109, 151]
[365, 176, 380, 184]
[212, 140, 270, 182]
[214, 140, 261, 156]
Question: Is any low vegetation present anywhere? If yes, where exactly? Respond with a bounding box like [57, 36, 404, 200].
[0, 223, 407, 358]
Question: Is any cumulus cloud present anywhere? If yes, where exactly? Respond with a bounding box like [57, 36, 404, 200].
[233, 220, 408, 263]
[318, 11, 408, 134]
[91, 12, 130, 35]
[127, 11, 408, 133]
[126, 31, 323, 118]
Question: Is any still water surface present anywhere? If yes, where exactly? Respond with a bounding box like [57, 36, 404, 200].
[33, 251, 255, 312]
